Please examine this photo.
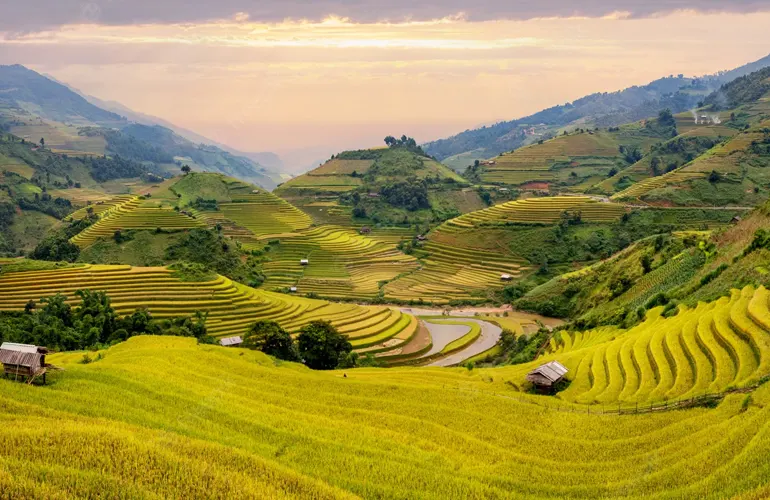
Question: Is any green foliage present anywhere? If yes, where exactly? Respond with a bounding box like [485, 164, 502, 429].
[29, 234, 80, 262]
[243, 320, 299, 362]
[379, 180, 430, 211]
[296, 320, 353, 370]
[495, 328, 551, 365]
[704, 66, 770, 110]
[0, 290, 210, 351]
[164, 228, 265, 287]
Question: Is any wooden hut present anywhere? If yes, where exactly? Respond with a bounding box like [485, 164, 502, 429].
[526, 361, 568, 393]
[359, 226, 372, 235]
[300, 259, 309, 266]
[219, 336, 243, 348]
[501, 274, 513, 282]
[0, 343, 49, 384]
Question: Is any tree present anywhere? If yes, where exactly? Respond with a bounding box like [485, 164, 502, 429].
[708, 170, 722, 183]
[641, 253, 653, 274]
[297, 320, 353, 370]
[181, 165, 192, 175]
[384, 136, 397, 147]
[243, 320, 299, 361]
[40, 138, 45, 149]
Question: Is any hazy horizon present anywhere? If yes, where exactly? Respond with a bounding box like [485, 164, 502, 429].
[2, 2, 770, 169]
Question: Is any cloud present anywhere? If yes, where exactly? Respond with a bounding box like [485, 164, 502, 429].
[1, 0, 769, 31]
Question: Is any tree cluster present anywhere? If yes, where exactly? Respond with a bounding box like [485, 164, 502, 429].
[379, 180, 431, 211]
[0, 290, 211, 352]
[243, 320, 355, 370]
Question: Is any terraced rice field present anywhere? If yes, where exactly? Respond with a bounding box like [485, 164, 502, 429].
[261, 226, 418, 299]
[522, 286, 770, 405]
[479, 132, 624, 186]
[310, 158, 374, 175]
[5, 335, 770, 497]
[446, 196, 626, 229]
[66, 195, 135, 221]
[0, 264, 418, 356]
[384, 239, 530, 303]
[611, 170, 706, 200]
[70, 197, 205, 247]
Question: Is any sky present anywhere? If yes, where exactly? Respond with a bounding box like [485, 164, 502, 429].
[1, 1, 770, 169]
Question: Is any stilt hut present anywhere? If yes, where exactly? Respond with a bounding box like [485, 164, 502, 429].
[0, 343, 49, 384]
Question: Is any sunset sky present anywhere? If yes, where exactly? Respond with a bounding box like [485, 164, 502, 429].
[1, 1, 770, 168]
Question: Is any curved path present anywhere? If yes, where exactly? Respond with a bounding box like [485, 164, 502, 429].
[426, 319, 503, 367]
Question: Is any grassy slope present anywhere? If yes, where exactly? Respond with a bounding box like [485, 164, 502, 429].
[479, 121, 671, 191]
[3, 335, 770, 498]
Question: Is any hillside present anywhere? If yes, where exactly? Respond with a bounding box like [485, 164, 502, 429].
[0, 131, 168, 256]
[470, 115, 677, 191]
[425, 53, 770, 167]
[0, 65, 282, 189]
[612, 71, 770, 206]
[1, 334, 770, 497]
[274, 139, 485, 226]
[61, 173, 422, 302]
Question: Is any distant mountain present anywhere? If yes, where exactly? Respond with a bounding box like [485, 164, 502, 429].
[0, 65, 283, 189]
[0, 64, 123, 126]
[425, 53, 770, 164]
[66, 85, 286, 173]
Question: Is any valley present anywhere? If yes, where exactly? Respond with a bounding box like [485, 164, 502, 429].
[3, 48, 770, 498]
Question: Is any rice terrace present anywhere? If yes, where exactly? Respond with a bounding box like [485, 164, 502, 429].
[4, 5, 770, 499]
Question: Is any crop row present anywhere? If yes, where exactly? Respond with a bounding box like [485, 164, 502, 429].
[533, 286, 770, 404]
[0, 264, 417, 356]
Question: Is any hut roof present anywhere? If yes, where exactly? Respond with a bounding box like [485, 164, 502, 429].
[526, 361, 568, 386]
[219, 336, 243, 347]
[0, 343, 46, 370]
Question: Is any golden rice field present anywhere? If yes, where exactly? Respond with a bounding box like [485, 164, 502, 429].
[261, 226, 419, 299]
[383, 238, 530, 304]
[70, 197, 205, 247]
[446, 196, 626, 229]
[0, 264, 419, 355]
[504, 286, 770, 406]
[611, 170, 706, 201]
[2, 334, 770, 497]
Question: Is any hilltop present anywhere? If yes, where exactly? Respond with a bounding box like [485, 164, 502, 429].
[425, 53, 770, 169]
[275, 137, 488, 226]
[0, 65, 282, 189]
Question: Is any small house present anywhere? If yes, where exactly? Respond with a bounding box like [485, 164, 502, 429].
[732, 216, 743, 224]
[290, 286, 298, 293]
[219, 336, 243, 348]
[416, 235, 427, 242]
[501, 274, 513, 282]
[0, 343, 49, 384]
[360, 227, 372, 235]
[526, 361, 568, 393]
[300, 259, 309, 266]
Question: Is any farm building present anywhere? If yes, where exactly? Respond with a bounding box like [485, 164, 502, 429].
[219, 337, 243, 347]
[501, 274, 513, 281]
[290, 286, 298, 293]
[0, 343, 49, 384]
[300, 259, 310, 266]
[526, 361, 568, 392]
[359, 227, 372, 235]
